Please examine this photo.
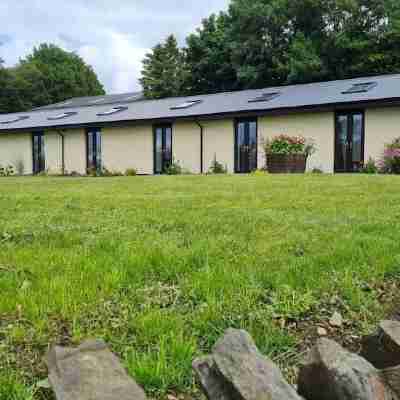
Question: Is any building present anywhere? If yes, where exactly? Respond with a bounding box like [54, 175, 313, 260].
[0, 74, 400, 175]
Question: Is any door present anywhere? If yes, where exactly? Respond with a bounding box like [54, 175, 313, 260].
[335, 111, 364, 172]
[32, 132, 45, 174]
[87, 128, 102, 173]
[235, 119, 258, 173]
[154, 125, 172, 174]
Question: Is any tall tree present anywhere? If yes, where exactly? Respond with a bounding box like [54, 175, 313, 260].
[140, 35, 188, 99]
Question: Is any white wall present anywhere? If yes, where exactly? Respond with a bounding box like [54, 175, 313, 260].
[0, 132, 32, 174]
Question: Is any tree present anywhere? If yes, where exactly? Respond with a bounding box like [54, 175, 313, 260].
[140, 35, 188, 99]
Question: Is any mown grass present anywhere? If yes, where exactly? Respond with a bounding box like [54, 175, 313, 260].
[1, 174, 400, 399]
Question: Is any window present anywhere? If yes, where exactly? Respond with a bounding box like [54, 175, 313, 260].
[47, 111, 77, 120]
[97, 106, 128, 116]
[89, 98, 106, 105]
[1, 115, 29, 125]
[87, 128, 102, 173]
[154, 125, 172, 174]
[342, 82, 377, 94]
[248, 92, 280, 103]
[32, 132, 45, 174]
[235, 119, 258, 173]
[170, 100, 202, 110]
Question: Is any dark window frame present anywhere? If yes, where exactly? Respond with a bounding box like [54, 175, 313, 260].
[32, 131, 45, 174]
[153, 124, 173, 174]
[86, 127, 102, 173]
[234, 117, 258, 173]
[334, 110, 365, 173]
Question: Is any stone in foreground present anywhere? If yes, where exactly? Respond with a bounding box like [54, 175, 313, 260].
[362, 320, 400, 369]
[45, 339, 146, 400]
[193, 328, 301, 400]
[298, 338, 396, 400]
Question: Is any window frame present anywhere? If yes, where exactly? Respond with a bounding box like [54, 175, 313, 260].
[32, 131, 45, 175]
[234, 117, 258, 173]
[86, 128, 102, 173]
[153, 124, 173, 174]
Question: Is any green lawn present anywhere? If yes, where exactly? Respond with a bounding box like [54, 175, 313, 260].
[1, 174, 400, 399]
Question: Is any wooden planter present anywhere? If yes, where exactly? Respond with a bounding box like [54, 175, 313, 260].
[267, 153, 307, 174]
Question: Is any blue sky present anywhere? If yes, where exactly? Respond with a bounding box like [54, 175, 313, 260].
[0, 0, 229, 93]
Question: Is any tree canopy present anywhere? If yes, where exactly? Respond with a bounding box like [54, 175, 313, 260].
[0, 44, 105, 113]
[141, 0, 400, 98]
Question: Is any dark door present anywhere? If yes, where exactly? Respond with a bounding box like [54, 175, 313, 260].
[154, 125, 172, 174]
[235, 119, 257, 173]
[32, 132, 45, 174]
[335, 111, 364, 172]
[87, 129, 102, 173]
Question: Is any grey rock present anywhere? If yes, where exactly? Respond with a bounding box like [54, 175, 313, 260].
[329, 312, 343, 328]
[361, 320, 400, 369]
[382, 365, 400, 397]
[298, 338, 396, 400]
[193, 328, 301, 400]
[45, 339, 146, 400]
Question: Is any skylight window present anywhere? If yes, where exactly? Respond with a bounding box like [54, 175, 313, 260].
[248, 92, 281, 103]
[90, 98, 106, 104]
[1, 115, 29, 125]
[97, 106, 128, 116]
[170, 100, 202, 110]
[342, 82, 377, 94]
[124, 95, 140, 101]
[47, 111, 77, 121]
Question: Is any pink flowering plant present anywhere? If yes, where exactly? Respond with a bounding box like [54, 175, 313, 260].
[380, 137, 400, 174]
[263, 134, 316, 157]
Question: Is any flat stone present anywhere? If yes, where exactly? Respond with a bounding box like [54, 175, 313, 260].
[45, 339, 146, 400]
[361, 320, 400, 369]
[298, 338, 396, 400]
[329, 312, 343, 328]
[317, 327, 328, 336]
[193, 328, 301, 400]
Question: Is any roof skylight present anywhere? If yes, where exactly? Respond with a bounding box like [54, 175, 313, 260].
[97, 106, 128, 116]
[248, 92, 281, 103]
[47, 111, 77, 121]
[170, 100, 202, 110]
[342, 82, 377, 94]
[90, 98, 106, 104]
[1, 115, 30, 125]
[124, 94, 141, 101]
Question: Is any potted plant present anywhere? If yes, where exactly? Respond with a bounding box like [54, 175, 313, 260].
[263, 134, 316, 173]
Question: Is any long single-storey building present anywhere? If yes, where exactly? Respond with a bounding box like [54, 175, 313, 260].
[0, 74, 400, 175]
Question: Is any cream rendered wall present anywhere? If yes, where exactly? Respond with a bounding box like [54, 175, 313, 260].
[259, 112, 335, 172]
[0, 133, 32, 174]
[45, 131, 62, 174]
[63, 129, 86, 175]
[173, 121, 201, 173]
[365, 107, 400, 163]
[203, 119, 235, 173]
[102, 125, 153, 174]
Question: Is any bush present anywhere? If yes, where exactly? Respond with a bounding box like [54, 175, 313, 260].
[208, 155, 227, 174]
[311, 167, 323, 174]
[125, 168, 137, 176]
[361, 158, 379, 174]
[165, 160, 183, 175]
[379, 138, 400, 174]
[0, 165, 15, 177]
[263, 134, 316, 157]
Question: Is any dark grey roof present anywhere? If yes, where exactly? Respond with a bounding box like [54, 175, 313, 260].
[33, 92, 144, 110]
[1, 74, 400, 132]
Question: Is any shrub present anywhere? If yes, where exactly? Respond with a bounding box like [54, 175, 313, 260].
[208, 154, 227, 174]
[0, 165, 15, 177]
[165, 160, 183, 175]
[102, 167, 123, 177]
[361, 157, 379, 174]
[379, 138, 400, 174]
[125, 168, 137, 176]
[263, 135, 316, 157]
[311, 167, 324, 174]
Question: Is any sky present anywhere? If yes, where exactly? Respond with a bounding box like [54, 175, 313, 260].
[0, 0, 229, 94]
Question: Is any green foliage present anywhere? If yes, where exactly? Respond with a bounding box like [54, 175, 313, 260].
[0, 373, 33, 400]
[0, 165, 15, 177]
[208, 154, 228, 174]
[140, 35, 188, 99]
[0, 44, 104, 113]
[361, 158, 379, 174]
[164, 159, 183, 175]
[125, 168, 138, 176]
[263, 135, 316, 156]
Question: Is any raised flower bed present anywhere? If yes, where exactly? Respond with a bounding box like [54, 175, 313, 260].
[263, 135, 316, 174]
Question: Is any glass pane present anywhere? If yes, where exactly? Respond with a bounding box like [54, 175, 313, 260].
[96, 131, 102, 171]
[236, 122, 245, 171]
[164, 127, 172, 166]
[155, 128, 163, 173]
[352, 114, 363, 163]
[40, 135, 45, 171]
[249, 121, 257, 171]
[336, 115, 348, 170]
[87, 131, 94, 168]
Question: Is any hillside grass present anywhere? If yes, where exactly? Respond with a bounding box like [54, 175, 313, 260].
[1, 174, 400, 398]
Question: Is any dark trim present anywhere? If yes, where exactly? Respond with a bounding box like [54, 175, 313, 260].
[195, 120, 204, 173]
[334, 110, 365, 173]
[153, 123, 173, 174]
[3, 97, 400, 134]
[234, 117, 258, 174]
[32, 131, 45, 174]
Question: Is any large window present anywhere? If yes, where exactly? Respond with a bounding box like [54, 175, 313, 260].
[32, 132, 45, 174]
[87, 128, 102, 173]
[154, 125, 172, 174]
[235, 118, 258, 173]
